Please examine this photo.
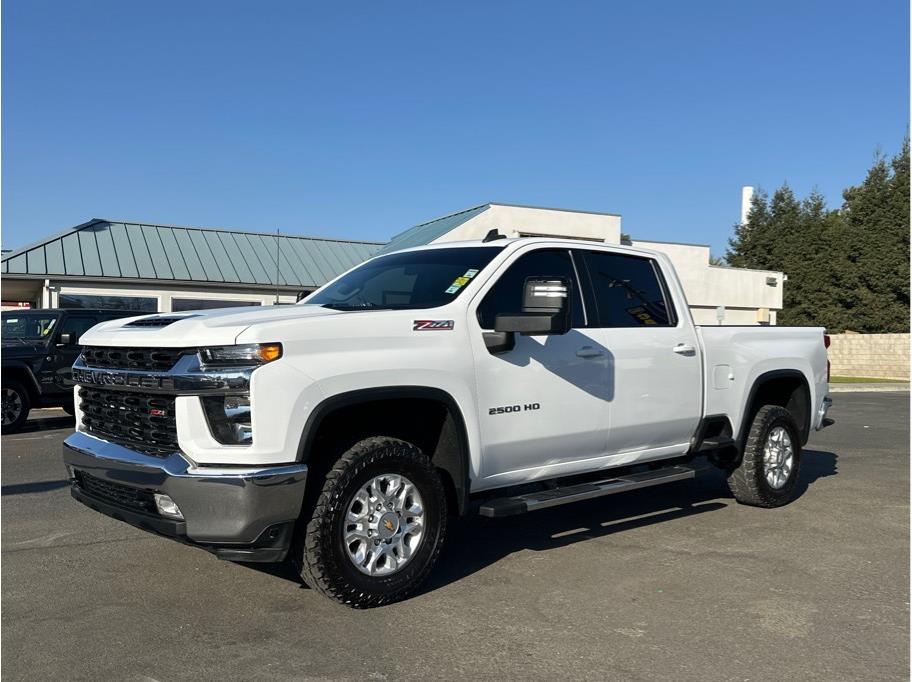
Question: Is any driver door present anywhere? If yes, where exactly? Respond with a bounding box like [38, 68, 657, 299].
[469, 247, 611, 488]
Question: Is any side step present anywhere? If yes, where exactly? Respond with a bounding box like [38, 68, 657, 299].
[478, 465, 697, 518]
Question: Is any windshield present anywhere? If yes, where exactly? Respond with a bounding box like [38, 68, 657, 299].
[1, 312, 61, 341]
[305, 246, 505, 310]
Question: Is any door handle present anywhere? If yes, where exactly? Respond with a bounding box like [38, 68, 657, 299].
[673, 343, 696, 356]
[576, 346, 605, 358]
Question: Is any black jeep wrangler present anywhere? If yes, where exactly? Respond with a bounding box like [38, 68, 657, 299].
[2, 308, 136, 433]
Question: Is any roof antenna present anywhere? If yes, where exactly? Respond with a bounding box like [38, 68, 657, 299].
[482, 228, 506, 243]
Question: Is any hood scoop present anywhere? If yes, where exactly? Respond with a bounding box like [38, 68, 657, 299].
[124, 315, 199, 329]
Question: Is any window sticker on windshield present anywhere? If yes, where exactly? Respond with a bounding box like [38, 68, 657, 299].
[444, 268, 481, 295]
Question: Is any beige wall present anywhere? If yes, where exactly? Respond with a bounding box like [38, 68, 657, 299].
[827, 333, 910, 380]
[632, 240, 783, 314]
[26, 280, 300, 312]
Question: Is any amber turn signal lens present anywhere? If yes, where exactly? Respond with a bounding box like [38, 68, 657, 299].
[257, 343, 282, 362]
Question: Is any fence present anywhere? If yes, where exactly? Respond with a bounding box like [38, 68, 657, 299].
[827, 333, 910, 380]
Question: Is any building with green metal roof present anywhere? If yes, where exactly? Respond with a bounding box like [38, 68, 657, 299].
[1, 201, 784, 325]
[1, 218, 382, 312]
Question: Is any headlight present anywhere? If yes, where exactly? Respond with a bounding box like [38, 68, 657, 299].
[202, 395, 253, 445]
[198, 343, 282, 368]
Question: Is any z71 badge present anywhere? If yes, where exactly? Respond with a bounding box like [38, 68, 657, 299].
[413, 320, 454, 331]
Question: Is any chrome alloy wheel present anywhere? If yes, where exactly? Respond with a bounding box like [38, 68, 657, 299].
[762, 425, 794, 490]
[343, 474, 425, 576]
[2, 388, 23, 427]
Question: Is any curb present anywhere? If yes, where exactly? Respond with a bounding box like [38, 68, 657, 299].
[829, 384, 910, 393]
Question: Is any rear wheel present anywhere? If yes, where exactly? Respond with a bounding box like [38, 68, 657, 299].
[1, 380, 30, 433]
[727, 405, 802, 507]
[293, 436, 447, 608]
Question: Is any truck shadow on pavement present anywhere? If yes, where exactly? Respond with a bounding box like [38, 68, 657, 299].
[419, 448, 838, 596]
[249, 449, 838, 593]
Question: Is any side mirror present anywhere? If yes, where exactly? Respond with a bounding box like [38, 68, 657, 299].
[494, 277, 571, 336]
[485, 277, 572, 354]
[57, 332, 75, 346]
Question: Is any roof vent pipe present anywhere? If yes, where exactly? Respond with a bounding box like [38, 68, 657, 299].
[741, 186, 755, 225]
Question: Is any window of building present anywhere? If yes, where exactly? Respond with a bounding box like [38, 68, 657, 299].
[171, 298, 262, 312]
[58, 293, 158, 312]
[476, 248, 585, 330]
[579, 251, 675, 327]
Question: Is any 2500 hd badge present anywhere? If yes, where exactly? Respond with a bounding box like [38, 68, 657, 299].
[489, 403, 541, 415]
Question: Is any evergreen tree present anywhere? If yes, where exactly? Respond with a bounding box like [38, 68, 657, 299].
[724, 138, 910, 332]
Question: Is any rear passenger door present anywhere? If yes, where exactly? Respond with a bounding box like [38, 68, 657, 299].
[576, 249, 702, 459]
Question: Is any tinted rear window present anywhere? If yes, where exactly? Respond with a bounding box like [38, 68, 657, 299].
[580, 251, 675, 327]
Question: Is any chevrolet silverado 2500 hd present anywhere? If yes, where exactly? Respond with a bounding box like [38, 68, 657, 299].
[63, 236, 832, 607]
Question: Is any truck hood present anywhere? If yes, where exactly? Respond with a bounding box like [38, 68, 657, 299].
[79, 304, 344, 348]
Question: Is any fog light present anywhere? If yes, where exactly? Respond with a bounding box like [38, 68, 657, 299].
[201, 395, 253, 445]
[154, 493, 184, 520]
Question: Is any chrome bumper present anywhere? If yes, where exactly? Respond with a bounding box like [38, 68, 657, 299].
[63, 431, 308, 562]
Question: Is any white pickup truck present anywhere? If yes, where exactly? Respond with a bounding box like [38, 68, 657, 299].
[63, 235, 832, 607]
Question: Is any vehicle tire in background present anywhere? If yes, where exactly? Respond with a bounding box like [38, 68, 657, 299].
[2, 379, 31, 433]
[727, 404, 802, 507]
[293, 436, 447, 608]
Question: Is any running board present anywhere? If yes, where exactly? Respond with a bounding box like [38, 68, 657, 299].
[478, 465, 697, 518]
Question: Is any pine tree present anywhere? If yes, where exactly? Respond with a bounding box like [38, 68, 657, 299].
[724, 138, 910, 332]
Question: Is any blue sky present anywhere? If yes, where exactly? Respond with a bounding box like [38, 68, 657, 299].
[2, 1, 908, 256]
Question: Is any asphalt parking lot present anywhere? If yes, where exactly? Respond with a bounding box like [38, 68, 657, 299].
[2, 394, 909, 681]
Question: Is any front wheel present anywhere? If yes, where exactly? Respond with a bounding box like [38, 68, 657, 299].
[293, 436, 447, 608]
[2, 380, 31, 433]
[726, 404, 802, 507]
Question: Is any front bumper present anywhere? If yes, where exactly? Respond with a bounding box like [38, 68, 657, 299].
[63, 431, 308, 562]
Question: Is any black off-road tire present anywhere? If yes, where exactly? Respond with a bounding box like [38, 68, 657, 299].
[292, 436, 447, 608]
[727, 404, 802, 508]
[1, 379, 31, 433]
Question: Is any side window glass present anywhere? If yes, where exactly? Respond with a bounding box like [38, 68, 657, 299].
[59, 316, 97, 343]
[477, 249, 585, 329]
[582, 251, 675, 327]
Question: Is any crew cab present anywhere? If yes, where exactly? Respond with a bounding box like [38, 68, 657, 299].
[2, 308, 134, 432]
[62, 236, 832, 607]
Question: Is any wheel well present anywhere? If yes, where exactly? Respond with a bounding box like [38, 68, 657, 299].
[743, 372, 811, 445]
[301, 391, 469, 515]
[2, 368, 39, 402]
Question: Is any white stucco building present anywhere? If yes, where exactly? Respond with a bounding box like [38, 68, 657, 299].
[378, 202, 783, 325]
[1, 202, 783, 324]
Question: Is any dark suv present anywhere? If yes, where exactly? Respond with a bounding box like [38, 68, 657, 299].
[1, 308, 136, 432]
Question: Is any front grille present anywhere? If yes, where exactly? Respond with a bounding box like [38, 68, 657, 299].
[80, 346, 188, 371]
[79, 386, 178, 451]
[74, 471, 158, 515]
